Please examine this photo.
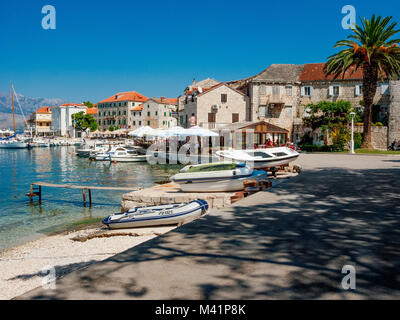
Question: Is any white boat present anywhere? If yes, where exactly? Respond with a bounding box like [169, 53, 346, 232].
[77, 144, 109, 157]
[102, 199, 209, 229]
[216, 147, 300, 169]
[0, 140, 29, 149]
[170, 162, 267, 192]
[0, 85, 29, 149]
[110, 147, 150, 162]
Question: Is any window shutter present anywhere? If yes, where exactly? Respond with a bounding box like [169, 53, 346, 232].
[310, 87, 314, 96]
[328, 86, 333, 96]
[355, 85, 360, 96]
[380, 83, 389, 95]
[301, 87, 305, 97]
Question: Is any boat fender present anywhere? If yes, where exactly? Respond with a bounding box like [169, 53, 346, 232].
[232, 170, 236, 176]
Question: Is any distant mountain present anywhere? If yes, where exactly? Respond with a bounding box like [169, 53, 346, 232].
[0, 92, 67, 129]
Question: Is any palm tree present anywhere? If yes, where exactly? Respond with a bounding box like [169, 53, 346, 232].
[324, 15, 400, 149]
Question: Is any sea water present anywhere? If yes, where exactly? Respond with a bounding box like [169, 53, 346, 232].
[0, 146, 181, 251]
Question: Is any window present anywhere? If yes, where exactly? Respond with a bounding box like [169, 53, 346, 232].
[285, 106, 292, 118]
[132, 102, 135, 106]
[124, 111, 126, 115]
[232, 113, 239, 123]
[208, 113, 216, 123]
[164, 112, 166, 117]
[285, 86, 292, 96]
[139, 121, 141, 125]
[329, 85, 340, 96]
[258, 105, 266, 117]
[147, 111, 150, 116]
[147, 120, 150, 125]
[355, 84, 363, 96]
[302, 86, 313, 97]
[272, 86, 280, 95]
[155, 111, 158, 116]
[118, 111, 121, 115]
[221, 94, 227, 103]
[133, 121, 136, 126]
[260, 85, 266, 95]
[380, 83, 390, 95]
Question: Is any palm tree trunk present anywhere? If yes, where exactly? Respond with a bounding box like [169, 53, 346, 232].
[362, 65, 378, 149]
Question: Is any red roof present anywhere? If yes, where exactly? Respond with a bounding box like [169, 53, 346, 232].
[131, 104, 143, 111]
[299, 63, 363, 81]
[36, 106, 52, 114]
[86, 107, 98, 115]
[59, 103, 86, 107]
[99, 91, 148, 103]
[151, 97, 178, 105]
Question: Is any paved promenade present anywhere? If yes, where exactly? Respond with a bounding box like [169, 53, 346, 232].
[20, 154, 400, 299]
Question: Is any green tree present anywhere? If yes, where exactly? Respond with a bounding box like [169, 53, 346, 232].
[83, 101, 94, 108]
[324, 15, 400, 149]
[108, 126, 118, 132]
[303, 100, 354, 148]
[71, 111, 98, 134]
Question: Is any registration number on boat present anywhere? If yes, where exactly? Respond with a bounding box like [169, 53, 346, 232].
[159, 210, 173, 216]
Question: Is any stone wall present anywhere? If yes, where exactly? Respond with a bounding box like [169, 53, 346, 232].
[389, 80, 400, 145]
[354, 125, 388, 150]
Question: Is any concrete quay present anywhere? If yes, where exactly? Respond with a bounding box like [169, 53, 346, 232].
[18, 153, 400, 299]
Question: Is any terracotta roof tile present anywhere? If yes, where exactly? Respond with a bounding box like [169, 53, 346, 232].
[86, 107, 98, 115]
[99, 91, 148, 103]
[36, 106, 52, 114]
[131, 104, 143, 111]
[299, 63, 363, 81]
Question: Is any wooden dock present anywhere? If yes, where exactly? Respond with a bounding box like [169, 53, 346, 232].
[26, 182, 138, 207]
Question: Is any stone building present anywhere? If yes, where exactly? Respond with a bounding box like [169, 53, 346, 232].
[177, 78, 220, 114]
[245, 64, 305, 137]
[97, 91, 148, 131]
[28, 106, 52, 136]
[51, 103, 87, 137]
[180, 82, 250, 129]
[296, 63, 392, 148]
[139, 97, 178, 129]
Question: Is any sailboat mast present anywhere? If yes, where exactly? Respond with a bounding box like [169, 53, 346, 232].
[11, 84, 15, 133]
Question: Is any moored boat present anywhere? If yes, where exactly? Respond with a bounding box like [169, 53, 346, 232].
[170, 162, 267, 192]
[102, 199, 208, 229]
[215, 147, 299, 169]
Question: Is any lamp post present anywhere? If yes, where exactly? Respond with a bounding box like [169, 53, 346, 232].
[350, 112, 355, 154]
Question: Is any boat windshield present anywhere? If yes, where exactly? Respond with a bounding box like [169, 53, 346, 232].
[246, 151, 272, 158]
[186, 163, 237, 173]
[272, 152, 288, 157]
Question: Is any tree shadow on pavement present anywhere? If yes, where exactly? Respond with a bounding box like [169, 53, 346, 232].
[23, 166, 400, 300]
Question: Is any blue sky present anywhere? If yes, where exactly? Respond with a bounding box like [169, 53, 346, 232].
[0, 0, 399, 103]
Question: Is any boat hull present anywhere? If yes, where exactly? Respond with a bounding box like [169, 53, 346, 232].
[110, 155, 149, 162]
[0, 141, 28, 149]
[102, 199, 208, 229]
[177, 170, 267, 193]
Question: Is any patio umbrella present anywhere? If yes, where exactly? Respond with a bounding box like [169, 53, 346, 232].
[163, 126, 188, 137]
[184, 125, 219, 137]
[128, 126, 158, 137]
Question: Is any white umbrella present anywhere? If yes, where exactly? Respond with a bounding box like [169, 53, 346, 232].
[128, 126, 156, 137]
[184, 125, 219, 137]
[163, 126, 188, 137]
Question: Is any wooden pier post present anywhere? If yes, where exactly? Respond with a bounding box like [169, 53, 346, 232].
[30, 184, 33, 202]
[38, 185, 42, 202]
[88, 189, 92, 207]
[83, 188, 86, 207]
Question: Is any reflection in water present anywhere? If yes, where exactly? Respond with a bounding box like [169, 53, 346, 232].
[0, 146, 182, 251]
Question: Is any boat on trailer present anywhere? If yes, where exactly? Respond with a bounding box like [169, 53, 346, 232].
[215, 147, 299, 169]
[170, 162, 267, 192]
[102, 199, 208, 229]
